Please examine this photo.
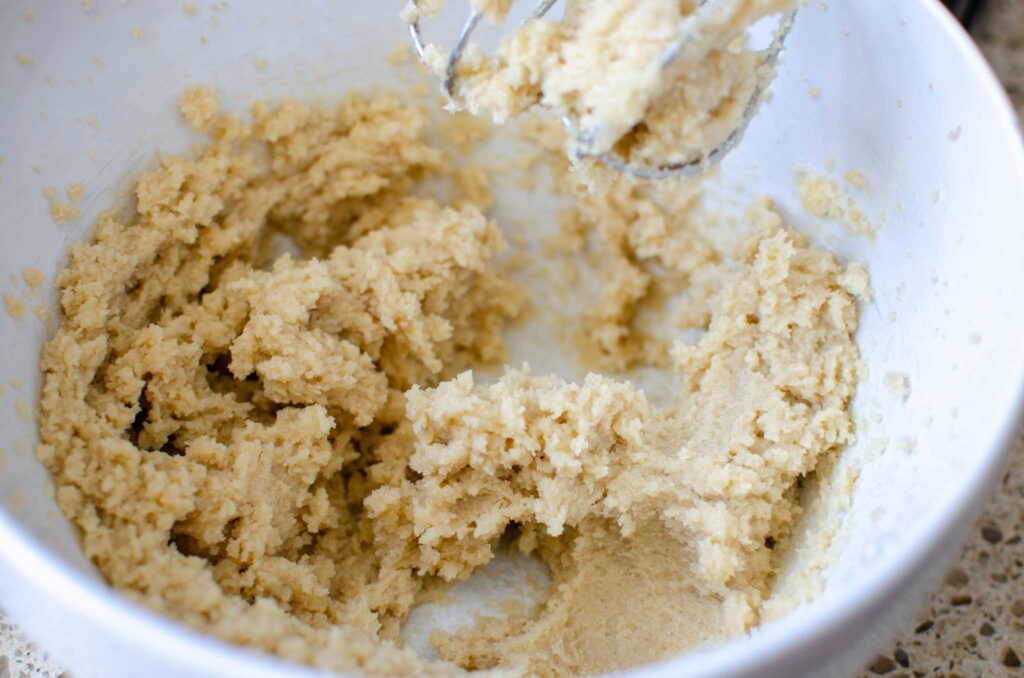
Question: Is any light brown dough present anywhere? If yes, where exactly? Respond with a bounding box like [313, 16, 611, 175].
[38, 91, 866, 677]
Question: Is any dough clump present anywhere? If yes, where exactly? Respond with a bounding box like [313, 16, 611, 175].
[38, 92, 866, 676]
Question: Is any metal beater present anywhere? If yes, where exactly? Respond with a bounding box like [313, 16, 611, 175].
[407, 0, 797, 179]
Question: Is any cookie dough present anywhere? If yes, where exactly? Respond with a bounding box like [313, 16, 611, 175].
[37, 91, 866, 676]
[420, 0, 794, 169]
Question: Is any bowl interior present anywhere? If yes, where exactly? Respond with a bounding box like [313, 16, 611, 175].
[1, 0, 1022, 675]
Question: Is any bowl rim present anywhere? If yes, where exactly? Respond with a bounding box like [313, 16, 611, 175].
[1, 0, 1023, 677]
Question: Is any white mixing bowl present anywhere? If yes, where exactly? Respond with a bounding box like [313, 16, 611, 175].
[1, 1, 1022, 676]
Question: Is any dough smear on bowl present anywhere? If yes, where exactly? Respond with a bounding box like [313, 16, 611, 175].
[36, 90, 867, 676]
[419, 0, 795, 170]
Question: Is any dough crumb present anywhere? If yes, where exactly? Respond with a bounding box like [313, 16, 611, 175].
[132, 26, 146, 40]
[22, 268, 45, 296]
[15, 53, 35, 65]
[884, 371, 911, 399]
[386, 43, 411, 65]
[82, 0, 93, 10]
[799, 174, 841, 218]
[843, 169, 868, 189]
[798, 172, 876, 238]
[947, 126, 962, 141]
[838, 262, 872, 302]
[253, 56, 268, 70]
[23, 9, 34, 21]
[47, 200, 81, 224]
[4, 292, 26, 321]
[66, 183, 86, 202]
[15, 397, 30, 423]
[178, 86, 221, 131]
[43, 186, 81, 223]
[183, 2, 197, 16]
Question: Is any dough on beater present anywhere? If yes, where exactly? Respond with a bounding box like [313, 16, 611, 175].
[423, 0, 794, 172]
[38, 90, 866, 677]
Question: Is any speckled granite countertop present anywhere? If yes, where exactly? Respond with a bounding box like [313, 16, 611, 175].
[2, 2, 1024, 677]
